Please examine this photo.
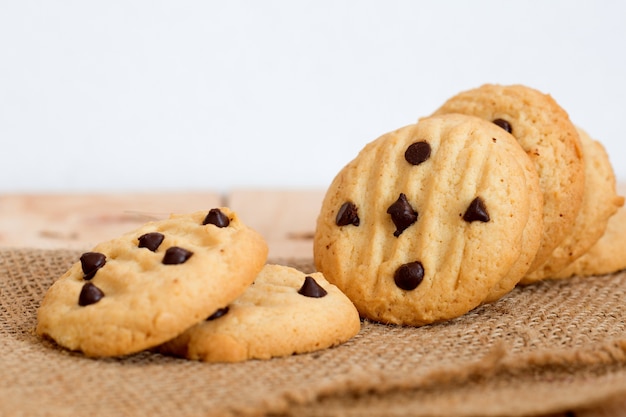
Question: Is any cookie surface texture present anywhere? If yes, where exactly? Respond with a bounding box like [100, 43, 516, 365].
[313, 114, 543, 326]
[522, 127, 624, 282]
[556, 183, 626, 278]
[36, 208, 268, 357]
[157, 264, 361, 362]
[432, 84, 585, 276]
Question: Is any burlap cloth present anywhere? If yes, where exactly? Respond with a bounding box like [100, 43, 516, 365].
[1, 248, 626, 417]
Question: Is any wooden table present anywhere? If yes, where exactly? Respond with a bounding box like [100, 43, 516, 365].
[1, 189, 624, 416]
[0, 189, 325, 259]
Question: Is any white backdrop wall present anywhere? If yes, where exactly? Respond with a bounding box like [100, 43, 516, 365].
[1, 1, 625, 192]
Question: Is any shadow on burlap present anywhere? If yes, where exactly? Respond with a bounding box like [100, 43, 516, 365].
[1, 248, 625, 417]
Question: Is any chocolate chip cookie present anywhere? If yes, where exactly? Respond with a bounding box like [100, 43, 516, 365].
[36, 208, 268, 357]
[432, 84, 585, 278]
[314, 114, 543, 326]
[157, 264, 361, 362]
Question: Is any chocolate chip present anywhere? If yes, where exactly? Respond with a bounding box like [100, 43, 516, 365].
[463, 197, 490, 223]
[405, 141, 431, 165]
[207, 306, 229, 321]
[162, 246, 194, 265]
[336, 201, 360, 227]
[203, 208, 230, 227]
[492, 119, 512, 134]
[298, 276, 328, 298]
[78, 282, 105, 306]
[80, 252, 106, 280]
[138, 232, 165, 252]
[387, 193, 418, 237]
[394, 261, 424, 291]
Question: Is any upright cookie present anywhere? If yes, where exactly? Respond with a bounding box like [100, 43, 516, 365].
[157, 264, 361, 362]
[556, 183, 626, 278]
[522, 127, 624, 282]
[432, 84, 585, 277]
[314, 114, 543, 326]
[36, 208, 268, 357]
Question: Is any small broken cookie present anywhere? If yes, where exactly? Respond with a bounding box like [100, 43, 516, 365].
[157, 264, 361, 362]
[36, 208, 268, 357]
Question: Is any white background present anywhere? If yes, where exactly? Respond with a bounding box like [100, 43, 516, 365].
[1, 1, 625, 193]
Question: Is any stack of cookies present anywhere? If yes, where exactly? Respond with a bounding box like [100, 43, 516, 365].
[313, 84, 623, 326]
[37, 83, 623, 361]
[36, 208, 361, 361]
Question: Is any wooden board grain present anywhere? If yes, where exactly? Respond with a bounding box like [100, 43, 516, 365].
[0, 190, 325, 259]
[0, 192, 223, 250]
[228, 188, 326, 259]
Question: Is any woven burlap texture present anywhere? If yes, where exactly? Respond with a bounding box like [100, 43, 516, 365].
[1, 248, 625, 417]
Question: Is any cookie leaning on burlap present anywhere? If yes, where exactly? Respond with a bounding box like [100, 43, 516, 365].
[36, 208, 268, 357]
[522, 127, 624, 282]
[556, 183, 626, 279]
[432, 84, 585, 281]
[314, 113, 543, 326]
[157, 264, 361, 362]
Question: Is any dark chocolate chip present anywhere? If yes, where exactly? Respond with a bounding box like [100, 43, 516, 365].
[138, 232, 165, 252]
[336, 201, 360, 227]
[203, 208, 230, 227]
[298, 276, 328, 298]
[492, 119, 512, 134]
[394, 261, 424, 291]
[405, 141, 432, 165]
[207, 306, 229, 321]
[78, 282, 105, 306]
[80, 252, 106, 280]
[463, 197, 490, 223]
[162, 246, 194, 265]
[387, 193, 418, 237]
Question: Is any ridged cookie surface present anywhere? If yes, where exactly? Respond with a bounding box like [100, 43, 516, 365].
[432, 84, 585, 278]
[314, 114, 543, 326]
